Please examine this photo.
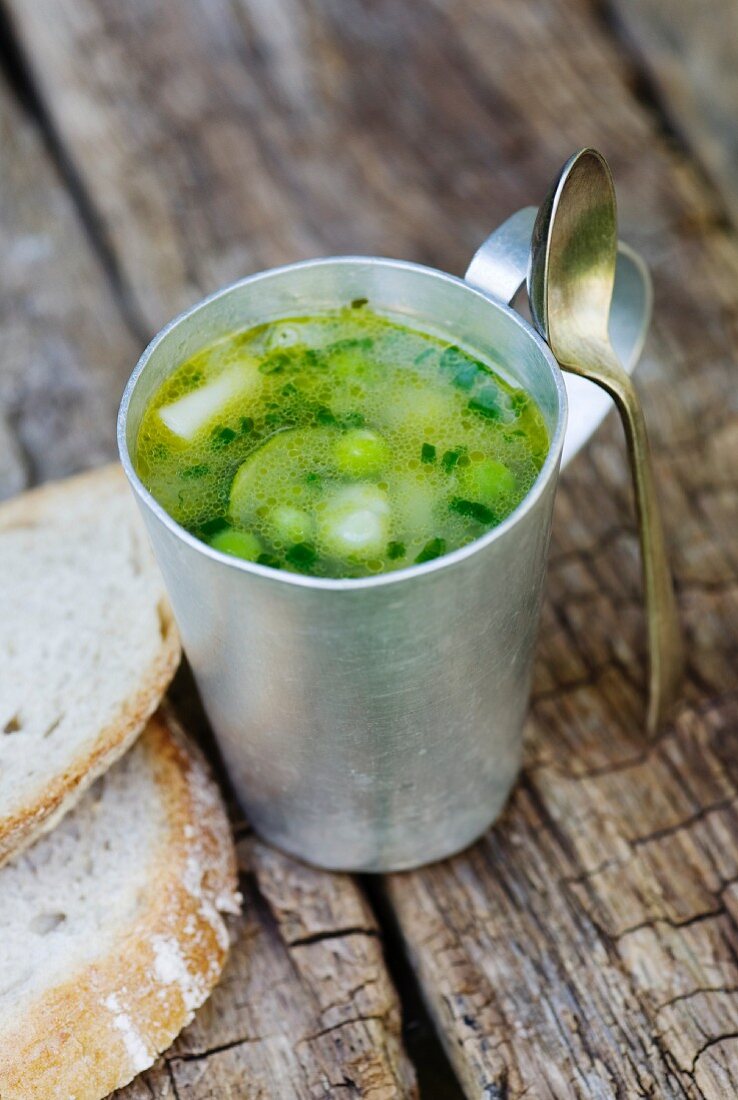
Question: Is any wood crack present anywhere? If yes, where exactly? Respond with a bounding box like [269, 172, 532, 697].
[657, 986, 738, 1013]
[288, 925, 380, 949]
[690, 1032, 738, 1075]
[169, 1033, 274, 1063]
[295, 1013, 388, 1047]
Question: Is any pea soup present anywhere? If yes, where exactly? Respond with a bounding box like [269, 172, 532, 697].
[135, 305, 549, 578]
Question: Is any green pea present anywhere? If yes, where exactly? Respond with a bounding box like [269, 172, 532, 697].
[210, 527, 262, 561]
[459, 458, 516, 504]
[333, 428, 390, 477]
[269, 505, 314, 544]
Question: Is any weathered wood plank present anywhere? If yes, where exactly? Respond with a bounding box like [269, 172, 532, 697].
[0, 64, 417, 1100]
[0, 77, 137, 497]
[376, 1, 738, 1096]
[146, 834, 415, 1098]
[605, 0, 738, 227]
[4, 0, 738, 1096]
[4, 0, 669, 332]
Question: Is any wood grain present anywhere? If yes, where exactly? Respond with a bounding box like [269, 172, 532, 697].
[379, 1, 738, 1096]
[0, 61, 417, 1100]
[605, 0, 738, 226]
[0, 79, 137, 498]
[2, 0, 737, 1095]
[149, 834, 415, 1098]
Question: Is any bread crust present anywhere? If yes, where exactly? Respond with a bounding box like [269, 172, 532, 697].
[0, 464, 181, 865]
[0, 709, 241, 1100]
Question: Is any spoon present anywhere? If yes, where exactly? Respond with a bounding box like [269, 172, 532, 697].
[529, 147, 683, 733]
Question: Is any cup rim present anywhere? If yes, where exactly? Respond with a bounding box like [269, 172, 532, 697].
[118, 254, 568, 591]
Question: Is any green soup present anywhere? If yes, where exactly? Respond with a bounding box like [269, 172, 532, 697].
[135, 305, 549, 578]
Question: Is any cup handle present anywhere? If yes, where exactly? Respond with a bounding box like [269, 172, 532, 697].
[465, 209, 653, 467]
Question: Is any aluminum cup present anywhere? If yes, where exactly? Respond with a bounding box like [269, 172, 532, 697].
[118, 210, 648, 871]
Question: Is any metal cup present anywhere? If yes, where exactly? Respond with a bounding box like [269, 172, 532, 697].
[118, 209, 650, 871]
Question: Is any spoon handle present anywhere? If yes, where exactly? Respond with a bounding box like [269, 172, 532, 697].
[577, 347, 684, 732]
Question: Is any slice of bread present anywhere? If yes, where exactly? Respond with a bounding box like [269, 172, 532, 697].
[0, 709, 240, 1100]
[0, 464, 180, 864]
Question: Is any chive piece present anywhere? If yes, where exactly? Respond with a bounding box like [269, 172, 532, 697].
[315, 405, 338, 426]
[199, 516, 229, 537]
[281, 381, 298, 397]
[439, 345, 464, 370]
[441, 448, 463, 473]
[182, 463, 210, 479]
[285, 542, 317, 568]
[415, 538, 447, 564]
[259, 350, 291, 374]
[305, 472, 322, 486]
[257, 552, 281, 569]
[303, 348, 324, 369]
[329, 336, 373, 353]
[343, 411, 366, 428]
[210, 425, 237, 449]
[421, 443, 436, 464]
[150, 442, 170, 460]
[453, 362, 480, 390]
[239, 416, 254, 435]
[450, 498, 495, 524]
[414, 347, 435, 365]
[387, 540, 406, 560]
[468, 385, 503, 420]
[351, 296, 368, 309]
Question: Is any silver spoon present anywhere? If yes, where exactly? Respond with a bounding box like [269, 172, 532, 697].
[529, 147, 683, 733]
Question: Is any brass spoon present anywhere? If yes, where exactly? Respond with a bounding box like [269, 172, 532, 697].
[529, 147, 683, 733]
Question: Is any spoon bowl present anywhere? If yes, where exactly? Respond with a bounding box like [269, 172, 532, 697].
[529, 148, 684, 733]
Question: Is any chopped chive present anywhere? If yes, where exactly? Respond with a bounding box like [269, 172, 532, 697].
[315, 406, 338, 426]
[421, 443, 436, 464]
[468, 385, 503, 420]
[199, 516, 229, 537]
[285, 542, 317, 567]
[150, 442, 170, 460]
[256, 552, 281, 568]
[351, 296, 368, 309]
[453, 362, 480, 390]
[441, 448, 464, 473]
[303, 348, 324, 369]
[281, 381, 298, 397]
[342, 411, 366, 428]
[259, 350, 291, 374]
[415, 538, 446, 564]
[305, 472, 322, 486]
[182, 463, 210, 479]
[414, 347, 435, 365]
[439, 345, 463, 369]
[239, 416, 254, 435]
[449, 498, 495, 524]
[210, 425, 237, 449]
[387, 540, 406, 560]
[329, 336, 373, 353]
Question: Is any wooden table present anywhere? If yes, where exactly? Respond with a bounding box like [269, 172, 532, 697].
[1, 1, 737, 1096]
